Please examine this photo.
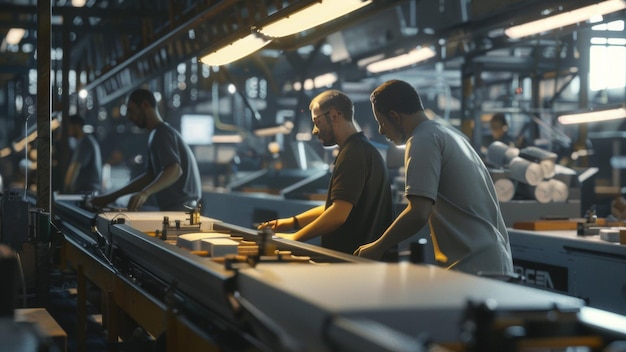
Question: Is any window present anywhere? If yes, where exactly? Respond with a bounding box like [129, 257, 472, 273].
[589, 20, 626, 91]
[180, 114, 214, 145]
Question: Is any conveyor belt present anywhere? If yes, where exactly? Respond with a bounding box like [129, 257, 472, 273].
[53, 197, 626, 352]
[109, 223, 238, 322]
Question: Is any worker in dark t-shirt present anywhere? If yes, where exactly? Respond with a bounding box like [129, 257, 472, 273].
[91, 89, 201, 211]
[258, 90, 396, 260]
[63, 114, 102, 195]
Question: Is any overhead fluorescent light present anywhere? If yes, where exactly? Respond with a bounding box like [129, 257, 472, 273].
[211, 134, 243, 144]
[293, 73, 338, 91]
[0, 147, 10, 158]
[199, 33, 271, 66]
[258, 0, 372, 38]
[558, 105, 626, 124]
[357, 53, 386, 68]
[6, 28, 26, 45]
[366, 47, 436, 73]
[505, 0, 626, 39]
[254, 121, 294, 137]
[12, 119, 61, 153]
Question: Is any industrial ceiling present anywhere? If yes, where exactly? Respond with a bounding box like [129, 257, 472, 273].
[0, 0, 623, 121]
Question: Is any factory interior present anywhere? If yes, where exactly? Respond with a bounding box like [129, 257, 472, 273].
[2, 0, 626, 351]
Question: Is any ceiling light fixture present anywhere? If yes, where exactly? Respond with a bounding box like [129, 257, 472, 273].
[254, 121, 295, 137]
[366, 47, 436, 73]
[258, 0, 372, 38]
[6, 28, 26, 45]
[558, 105, 626, 125]
[199, 33, 271, 66]
[505, 0, 626, 39]
[211, 134, 243, 144]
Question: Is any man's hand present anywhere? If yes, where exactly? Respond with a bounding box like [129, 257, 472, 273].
[128, 191, 150, 210]
[354, 242, 385, 260]
[257, 218, 295, 232]
[89, 194, 116, 209]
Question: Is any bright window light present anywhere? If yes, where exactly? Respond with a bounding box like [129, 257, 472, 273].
[592, 19, 625, 31]
[180, 114, 214, 145]
[589, 43, 626, 91]
[505, 0, 626, 39]
[591, 37, 608, 45]
[609, 38, 626, 45]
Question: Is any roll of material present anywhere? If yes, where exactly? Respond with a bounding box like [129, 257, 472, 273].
[539, 159, 556, 179]
[517, 180, 552, 203]
[548, 179, 569, 202]
[487, 141, 519, 167]
[519, 146, 557, 162]
[533, 181, 553, 203]
[509, 157, 543, 186]
[552, 164, 577, 187]
[519, 146, 557, 178]
[494, 178, 516, 202]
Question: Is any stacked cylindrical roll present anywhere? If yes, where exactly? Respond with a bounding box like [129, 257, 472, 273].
[487, 141, 520, 167]
[487, 142, 570, 203]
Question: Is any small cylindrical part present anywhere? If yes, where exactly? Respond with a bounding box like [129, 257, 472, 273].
[409, 238, 428, 264]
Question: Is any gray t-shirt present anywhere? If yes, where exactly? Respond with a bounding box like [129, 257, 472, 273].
[405, 120, 513, 275]
[146, 123, 201, 211]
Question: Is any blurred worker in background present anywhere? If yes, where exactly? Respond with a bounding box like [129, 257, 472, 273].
[258, 89, 396, 260]
[354, 79, 513, 275]
[90, 89, 201, 211]
[487, 112, 515, 147]
[63, 114, 102, 194]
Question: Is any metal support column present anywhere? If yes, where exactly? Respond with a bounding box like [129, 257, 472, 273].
[36, 0, 52, 212]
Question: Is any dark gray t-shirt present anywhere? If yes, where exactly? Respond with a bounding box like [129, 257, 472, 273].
[321, 132, 394, 255]
[147, 123, 201, 211]
[70, 134, 102, 194]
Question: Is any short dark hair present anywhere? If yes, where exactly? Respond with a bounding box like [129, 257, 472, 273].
[68, 114, 85, 126]
[309, 90, 353, 121]
[370, 79, 424, 116]
[491, 112, 508, 127]
[128, 89, 157, 108]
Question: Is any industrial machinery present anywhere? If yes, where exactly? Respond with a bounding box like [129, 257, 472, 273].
[53, 196, 626, 352]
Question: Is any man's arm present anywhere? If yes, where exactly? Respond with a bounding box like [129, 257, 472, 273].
[277, 200, 352, 242]
[257, 205, 325, 232]
[90, 172, 153, 208]
[127, 163, 182, 210]
[63, 161, 80, 193]
[354, 195, 432, 259]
